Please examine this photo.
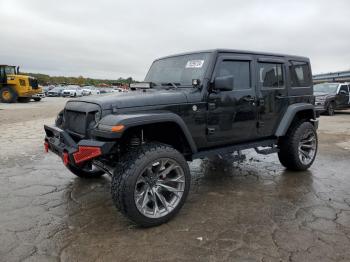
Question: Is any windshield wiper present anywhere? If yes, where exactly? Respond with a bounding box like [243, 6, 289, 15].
[161, 82, 180, 89]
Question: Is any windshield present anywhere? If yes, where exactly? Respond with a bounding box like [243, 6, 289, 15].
[4, 66, 16, 75]
[144, 52, 211, 87]
[314, 83, 338, 94]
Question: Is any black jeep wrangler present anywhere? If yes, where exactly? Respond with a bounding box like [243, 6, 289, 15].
[44, 49, 318, 227]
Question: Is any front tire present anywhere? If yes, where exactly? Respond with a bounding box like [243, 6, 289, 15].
[0, 86, 18, 103]
[326, 102, 335, 116]
[111, 143, 191, 227]
[278, 121, 318, 171]
[66, 163, 105, 178]
[33, 97, 41, 102]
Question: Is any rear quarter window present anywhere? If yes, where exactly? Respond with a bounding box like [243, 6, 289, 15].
[289, 61, 312, 88]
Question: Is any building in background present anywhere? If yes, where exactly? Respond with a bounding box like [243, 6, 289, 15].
[313, 70, 350, 84]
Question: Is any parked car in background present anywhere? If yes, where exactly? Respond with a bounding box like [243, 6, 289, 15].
[82, 86, 100, 96]
[314, 82, 350, 115]
[32, 91, 45, 101]
[47, 86, 65, 97]
[112, 87, 128, 93]
[61, 85, 83, 97]
[43, 85, 55, 95]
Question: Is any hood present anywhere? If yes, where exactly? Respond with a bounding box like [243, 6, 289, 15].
[314, 91, 333, 97]
[71, 89, 188, 110]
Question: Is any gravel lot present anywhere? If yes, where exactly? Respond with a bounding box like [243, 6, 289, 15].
[1, 97, 350, 262]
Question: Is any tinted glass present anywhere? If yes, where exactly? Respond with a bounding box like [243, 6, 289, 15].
[340, 85, 349, 93]
[314, 83, 338, 93]
[145, 53, 210, 87]
[4, 66, 16, 75]
[259, 63, 284, 88]
[289, 61, 311, 87]
[216, 60, 251, 89]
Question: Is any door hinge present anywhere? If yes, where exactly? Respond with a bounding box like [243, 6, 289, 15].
[207, 127, 215, 135]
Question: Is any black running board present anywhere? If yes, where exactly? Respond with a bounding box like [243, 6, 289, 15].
[193, 139, 277, 160]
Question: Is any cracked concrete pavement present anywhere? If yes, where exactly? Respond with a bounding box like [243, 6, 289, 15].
[1, 98, 350, 262]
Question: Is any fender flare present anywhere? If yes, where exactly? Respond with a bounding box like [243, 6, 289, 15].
[275, 103, 317, 137]
[93, 111, 198, 153]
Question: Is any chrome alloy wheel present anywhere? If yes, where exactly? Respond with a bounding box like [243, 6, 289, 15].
[134, 158, 185, 218]
[298, 130, 317, 165]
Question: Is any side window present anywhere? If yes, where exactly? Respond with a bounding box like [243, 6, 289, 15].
[258, 63, 284, 88]
[216, 60, 251, 90]
[289, 61, 311, 87]
[339, 85, 349, 94]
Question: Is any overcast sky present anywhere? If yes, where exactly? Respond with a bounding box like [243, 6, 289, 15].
[0, 0, 349, 80]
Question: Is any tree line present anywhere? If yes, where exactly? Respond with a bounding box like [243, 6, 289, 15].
[23, 72, 135, 86]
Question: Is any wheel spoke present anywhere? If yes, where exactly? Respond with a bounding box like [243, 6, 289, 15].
[159, 163, 177, 177]
[300, 144, 313, 149]
[155, 190, 169, 212]
[141, 187, 150, 209]
[299, 148, 310, 159]
[157, 183, 184, 197]
[134, 157, 186, 219]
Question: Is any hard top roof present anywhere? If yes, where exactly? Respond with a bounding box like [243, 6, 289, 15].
[155, 49, 309, 61]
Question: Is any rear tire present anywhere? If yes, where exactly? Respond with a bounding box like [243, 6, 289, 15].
[0, 86, 18, 103]
[66, 163, 105, 178]
[278, 121, 318, 171]
[111, 143, 191, 227]
[33, 98, 41, 102]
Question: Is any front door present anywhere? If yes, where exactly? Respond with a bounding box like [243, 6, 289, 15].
[206, 54, 258, 146]
[256, 58, 289, 137]
[336, 84, 350, 108]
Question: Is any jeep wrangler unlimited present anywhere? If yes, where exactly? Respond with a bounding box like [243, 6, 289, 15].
[44, 49, 318, 227]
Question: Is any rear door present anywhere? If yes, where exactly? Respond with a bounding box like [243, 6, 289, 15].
[206, 54, 258, 145]
[336, 85, 350, 108]
[255, 57, 289, 137]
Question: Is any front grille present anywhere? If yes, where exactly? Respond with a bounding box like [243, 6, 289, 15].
[29, 78, 38, 89]
[64, 110, 87, 135]
[64, 110, 97, 137]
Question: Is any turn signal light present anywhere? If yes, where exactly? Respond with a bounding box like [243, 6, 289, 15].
[63, 152, 69, 166]
[111, 124, 125, 132]
[73, 146, 102, 164]
[44, 141, 49, 153]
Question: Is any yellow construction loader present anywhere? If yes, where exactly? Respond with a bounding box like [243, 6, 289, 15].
[0, 65, 42, 103]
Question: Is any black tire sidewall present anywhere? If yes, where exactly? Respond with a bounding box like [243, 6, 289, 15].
[1, 86, 17, 103]
[279, 121, 318, 171]
[113, 143, 191, 227]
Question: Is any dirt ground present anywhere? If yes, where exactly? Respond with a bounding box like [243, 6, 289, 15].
[1, 98, 350, 262]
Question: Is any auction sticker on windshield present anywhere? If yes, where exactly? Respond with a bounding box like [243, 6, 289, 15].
[186, 60, 204, 68]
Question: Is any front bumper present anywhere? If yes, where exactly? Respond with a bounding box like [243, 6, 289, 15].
[32, 93, 45, 98]
[315, 104, 326, 113]
[44, 125, 114, 166]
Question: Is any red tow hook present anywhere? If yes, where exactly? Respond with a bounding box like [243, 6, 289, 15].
[44, 141, 49, 153]
[63, 152, 69, 166]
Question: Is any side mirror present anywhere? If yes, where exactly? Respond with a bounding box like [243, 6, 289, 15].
[214, 75, 234, 91]
[339, 90, 347, 95]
